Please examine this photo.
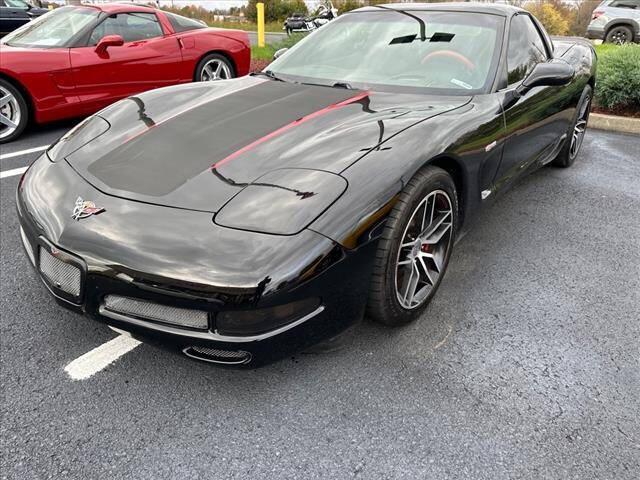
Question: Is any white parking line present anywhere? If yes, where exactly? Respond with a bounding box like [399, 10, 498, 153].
[64, 334, 142, 380]
[0, 145, 49, 160]
[0, 166, 28, 179]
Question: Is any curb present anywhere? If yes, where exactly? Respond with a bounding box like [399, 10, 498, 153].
[589, 113, 640, 135]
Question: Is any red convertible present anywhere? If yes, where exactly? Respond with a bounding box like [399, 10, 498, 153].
[0, 3, 250, 143]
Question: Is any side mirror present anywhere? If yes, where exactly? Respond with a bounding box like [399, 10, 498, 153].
[95, 35, 124, 55]
[517, 60, 574, 95]
[273, 48, 288, 60]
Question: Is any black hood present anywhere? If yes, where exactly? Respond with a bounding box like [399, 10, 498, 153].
[66, 77, 470, 212]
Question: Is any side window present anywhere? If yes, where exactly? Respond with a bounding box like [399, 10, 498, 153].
[609, 0, 639, 8]
[166, 12, 206, 33]
[506, 14, 549, 86]
[89, 12, 163, 45]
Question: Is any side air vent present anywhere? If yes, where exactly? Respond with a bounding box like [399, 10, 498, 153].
[183, 346, 251, 365]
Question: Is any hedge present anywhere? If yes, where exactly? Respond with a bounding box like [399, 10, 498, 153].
[594, 44, 640, 112]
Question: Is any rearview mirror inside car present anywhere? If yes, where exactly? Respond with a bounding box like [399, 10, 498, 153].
[95, 35, 125, 55]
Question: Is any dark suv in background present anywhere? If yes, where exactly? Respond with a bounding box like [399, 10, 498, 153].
[587, 0, 640, 43]
[0, 0, 47, 36]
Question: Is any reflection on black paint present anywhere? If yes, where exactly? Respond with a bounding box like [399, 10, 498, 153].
[129, 96, 156, 128]
[211, 168, 317, 200]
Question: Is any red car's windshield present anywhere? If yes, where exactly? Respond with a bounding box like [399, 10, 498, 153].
[1, 6, 98, 48]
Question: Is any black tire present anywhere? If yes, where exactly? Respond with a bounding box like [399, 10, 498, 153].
[0, 78, 29, 144]
[605, 25, 634, 44]
[194, 53, 235, 82]
[367, 165, 458, 326]
[552, 85, 592, 168]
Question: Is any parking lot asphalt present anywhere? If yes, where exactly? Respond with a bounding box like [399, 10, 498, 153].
[1, 127, 639, 479]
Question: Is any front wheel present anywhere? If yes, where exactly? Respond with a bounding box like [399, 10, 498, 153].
[0, 79, 29, 144]
[367, 166, 458, 326]
[553, 85, 592, 168]
[195, 54, 235, 82]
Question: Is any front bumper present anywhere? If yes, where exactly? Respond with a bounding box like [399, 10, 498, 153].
[16, 159, 377, 367]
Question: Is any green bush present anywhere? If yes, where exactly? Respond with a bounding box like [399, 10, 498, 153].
[595, 44, 640, 111]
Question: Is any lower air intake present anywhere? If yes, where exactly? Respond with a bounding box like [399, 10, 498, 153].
[183, 346, 251, 365]
[103, 295, 208, 330]
[39, 247, 81, 297]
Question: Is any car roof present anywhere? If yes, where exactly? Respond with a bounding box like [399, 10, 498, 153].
[355, 2, 525, 17]
[80, 3, 158, 14]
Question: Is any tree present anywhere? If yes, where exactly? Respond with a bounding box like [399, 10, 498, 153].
[246, 0, 308, 23]
[525, 2, 569, 36]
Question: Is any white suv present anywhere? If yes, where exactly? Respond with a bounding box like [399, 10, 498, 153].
[587, 0, 640, 44]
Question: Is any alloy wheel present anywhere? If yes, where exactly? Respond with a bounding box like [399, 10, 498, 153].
[611, 28, 629, 45]
[200, 59, 232, 81]
[0, 86, 21, 140]
[570, 94, 590, 160]
[395, 190, 454, 310]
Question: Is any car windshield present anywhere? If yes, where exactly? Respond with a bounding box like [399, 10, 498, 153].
[268, 10, 504, 94]
[1, 6, 99, 48]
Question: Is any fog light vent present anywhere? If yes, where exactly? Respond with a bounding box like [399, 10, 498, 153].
[103, 295, 208, 330]
[39, 247, 81, 297]
[183, 346, 251, 365]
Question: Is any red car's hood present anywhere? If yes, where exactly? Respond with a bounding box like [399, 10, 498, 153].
[63, 76, 470, 212]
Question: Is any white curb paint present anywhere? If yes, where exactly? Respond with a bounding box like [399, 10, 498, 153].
[64, 335, 142, 380]
[0, 145, 49, 160]
[0, 166, 28, 179]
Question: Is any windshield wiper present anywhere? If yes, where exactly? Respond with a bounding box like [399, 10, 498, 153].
[332, 82, 353, 89]
[251, 70, 285, 82]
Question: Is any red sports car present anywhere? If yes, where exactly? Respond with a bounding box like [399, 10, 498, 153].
[0, 3, 250, 143]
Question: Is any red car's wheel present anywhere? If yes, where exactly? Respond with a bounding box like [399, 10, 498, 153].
[0, 79, 28, 144]
[195, 54, 235, 82]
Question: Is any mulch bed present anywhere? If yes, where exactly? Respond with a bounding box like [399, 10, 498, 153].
[593, 105, 640, 119]
[250, 59, 272, 73]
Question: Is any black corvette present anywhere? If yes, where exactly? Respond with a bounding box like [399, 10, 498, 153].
[17, 3, 596, 367]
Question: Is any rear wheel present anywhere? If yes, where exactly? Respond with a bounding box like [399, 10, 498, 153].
[367, 166, 458, 326]
[195, 54, 235, 82]
[605, 25, 633, 44]
[553, 85, 592, 168]
[0, 79, 28, 144]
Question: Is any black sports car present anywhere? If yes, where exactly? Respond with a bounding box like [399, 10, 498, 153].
[17, 3, 596, 367]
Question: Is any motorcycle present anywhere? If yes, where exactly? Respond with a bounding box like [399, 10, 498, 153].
[283, 1, 338, 35]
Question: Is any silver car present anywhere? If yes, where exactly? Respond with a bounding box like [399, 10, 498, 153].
[587, 0, 640, 43]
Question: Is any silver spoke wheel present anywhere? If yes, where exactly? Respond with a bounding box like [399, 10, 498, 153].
[0, 86, 21, 140]
[200, 59, 231, 82]
[395, 190, 453, 310]
[570, 94, 590, 160]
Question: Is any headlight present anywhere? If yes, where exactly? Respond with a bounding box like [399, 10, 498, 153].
[216, 298, 321, 336]
[47, 116, 110, 162]
[214, 168, 346, 235]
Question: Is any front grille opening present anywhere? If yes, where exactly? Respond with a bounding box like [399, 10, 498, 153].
[103, 295, 208, 330]
[39, 247, 81, 297]
[183, 346, 251, 365]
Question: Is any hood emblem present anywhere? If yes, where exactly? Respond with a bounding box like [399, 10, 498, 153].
[72, 197, 105, 221]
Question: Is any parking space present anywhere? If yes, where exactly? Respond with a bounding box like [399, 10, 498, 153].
[1, 128, 639, 478]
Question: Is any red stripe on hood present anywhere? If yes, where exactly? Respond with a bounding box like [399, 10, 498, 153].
[211, 90, 370, 169]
